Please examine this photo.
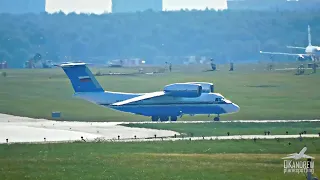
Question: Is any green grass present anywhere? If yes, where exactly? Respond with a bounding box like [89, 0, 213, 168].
[1, 139, 319, 180]
[0, 62, 320, 121]
[123, 122, 320, 137]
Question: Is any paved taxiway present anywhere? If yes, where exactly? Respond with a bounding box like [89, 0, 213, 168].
[0, 114, 319, 144]
[0, 114, 179, 144]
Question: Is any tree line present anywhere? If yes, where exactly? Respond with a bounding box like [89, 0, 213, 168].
[0, 9, 320, 67]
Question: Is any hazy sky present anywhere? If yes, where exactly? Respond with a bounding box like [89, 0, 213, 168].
[46, 0, 227, 14]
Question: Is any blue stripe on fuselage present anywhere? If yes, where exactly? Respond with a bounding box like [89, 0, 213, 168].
[100, 101, 230, 106]
[75, 91, 229, 116]
[108, 104, 227, 116]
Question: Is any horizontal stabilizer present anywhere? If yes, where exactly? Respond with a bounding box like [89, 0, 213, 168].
[59, 62, 87, 67]
[112, 91, 165, 106]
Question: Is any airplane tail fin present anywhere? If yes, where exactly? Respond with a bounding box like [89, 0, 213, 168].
[60, 63, 104, 93]
[308, 25, 312, 46]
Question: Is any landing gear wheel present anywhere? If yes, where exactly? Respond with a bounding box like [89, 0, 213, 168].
[160, 116, 169, 122]
[170, 116, 177, 121]
[214, 117, 220, 121]
[151, 116, 159, 122]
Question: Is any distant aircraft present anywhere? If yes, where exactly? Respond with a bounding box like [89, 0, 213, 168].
[282, 147, 314, 160]
[60, 63, 240, 122]
[260, 25, 320, 62]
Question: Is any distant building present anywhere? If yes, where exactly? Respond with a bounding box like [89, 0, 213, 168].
[163, 0, 226, 11]
[227, 0, 320, 11]
[0, 0, 45, 14]
[112, 0, 162, 13]
[108, 58, 145, 67]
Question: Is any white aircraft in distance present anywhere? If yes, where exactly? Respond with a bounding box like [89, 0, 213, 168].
[282, 147, 314, 160]
[260, 25, 320, 62]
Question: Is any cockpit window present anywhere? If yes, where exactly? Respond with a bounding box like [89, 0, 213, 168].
[214, 97, 229, 104]
[215, 98, 223, 102]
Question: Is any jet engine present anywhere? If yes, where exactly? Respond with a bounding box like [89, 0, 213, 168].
[297, 56, 313, 61]
[187, 82, 214, 93]
[297, 56, 306, 61]
[164, 83, 202, 97]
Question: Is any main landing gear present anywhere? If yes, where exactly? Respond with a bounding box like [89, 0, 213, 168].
[151, 116, 177, 122]
[151, 116, 159, 122]
[213, 115, 220, 121]
[170, 116, 177, 121]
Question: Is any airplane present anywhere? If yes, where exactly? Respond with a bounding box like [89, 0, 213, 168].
[282, 147, 314, 160]
[59, 62, 240, 122]
[260, 25, 320, 62]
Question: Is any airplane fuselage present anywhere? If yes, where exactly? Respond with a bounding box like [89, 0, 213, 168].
[61, 63, 240, 121]
[306, 45, 320, 55]
[75, 91, 240, 117]
[305, 46, 320, 61]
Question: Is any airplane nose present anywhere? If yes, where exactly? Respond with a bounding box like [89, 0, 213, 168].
[223, 103, 240, 113]
[232, 103, 240, 112]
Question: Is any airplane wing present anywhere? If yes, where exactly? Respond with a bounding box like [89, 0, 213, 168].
[112, 91, 165, 106]
[287, 46, 306, 50]
[281, 153, 298, 159]
[282, 155, 297, 159]
[259, 51, 307, 57]
[302, 155, 315, 159]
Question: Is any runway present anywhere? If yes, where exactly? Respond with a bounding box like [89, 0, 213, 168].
[275, 67, 314, 71]
[0, 113, 319, 144]
[108, 134, 320, 143]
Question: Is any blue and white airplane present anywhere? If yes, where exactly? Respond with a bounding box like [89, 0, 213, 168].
[60, 62, 240, 121]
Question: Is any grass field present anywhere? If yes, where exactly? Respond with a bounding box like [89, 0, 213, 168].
[0, 62, 320, 121]
[1, 138, 319, 180]
[123, 121, 320, 137]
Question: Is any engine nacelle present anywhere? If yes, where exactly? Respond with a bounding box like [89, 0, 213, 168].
[297, 56, 312, 61]
[187, 82, 214, 93]
[164, 83, 202, 97]
[297, 56, 306, 61]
